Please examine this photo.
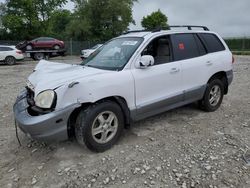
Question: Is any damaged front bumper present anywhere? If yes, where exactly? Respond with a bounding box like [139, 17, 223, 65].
[13, 89, 79, 142]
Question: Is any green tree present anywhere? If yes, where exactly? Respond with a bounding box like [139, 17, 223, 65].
[141, 9, 169, 30]
[69, 0, 136, 41]
[48, 9, 72, 39]
[1, 0, 67, 40]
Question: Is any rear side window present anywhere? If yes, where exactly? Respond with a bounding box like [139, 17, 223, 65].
[194, 34, 207, 56]
[199, 33, 225, 53]
[171, 34, 200, 61]
[0, 47, 13, 51]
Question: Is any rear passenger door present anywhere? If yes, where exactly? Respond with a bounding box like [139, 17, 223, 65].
[171, 33, 208, 101]
[198, 33, 227, 78]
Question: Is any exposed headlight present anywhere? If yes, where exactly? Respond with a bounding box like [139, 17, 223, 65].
[34, 90, 56, 109]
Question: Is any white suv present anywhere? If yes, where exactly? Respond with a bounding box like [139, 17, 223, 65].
[0, 45, 24, 65]
[14, 26, 234, 152]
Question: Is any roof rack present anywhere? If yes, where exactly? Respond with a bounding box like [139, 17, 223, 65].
[169, 25, 209, 31]
[124, 25, 209, 35]
[123, 29, 151, 34]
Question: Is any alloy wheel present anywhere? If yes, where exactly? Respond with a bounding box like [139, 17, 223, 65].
[91, 111, 118, 144]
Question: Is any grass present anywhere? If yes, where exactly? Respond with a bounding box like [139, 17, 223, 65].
[232, 50, 250, 55]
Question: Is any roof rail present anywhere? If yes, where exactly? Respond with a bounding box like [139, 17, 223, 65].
[169, 25, 209, 31]
[123, 29, 151, 34]
[124, 25, 209, 35]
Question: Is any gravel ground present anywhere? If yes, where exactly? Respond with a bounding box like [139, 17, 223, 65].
[0, 56, 250, 188]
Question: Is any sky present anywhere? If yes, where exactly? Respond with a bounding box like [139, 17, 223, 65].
[65, 0, 250, 38]
[1, 0, 249, 38]
[127, 0, 250, 38]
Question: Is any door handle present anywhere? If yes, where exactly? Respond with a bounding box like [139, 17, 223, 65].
[170, 68, 180, 73]
[206, 61, 213, 66]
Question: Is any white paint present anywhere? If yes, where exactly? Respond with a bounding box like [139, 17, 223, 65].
[27, 30, 232, 114]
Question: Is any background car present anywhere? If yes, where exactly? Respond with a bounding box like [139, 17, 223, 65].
[0, 45, 24, 65]
[25, 37, 65, 50]
[81, 44, 103, 59]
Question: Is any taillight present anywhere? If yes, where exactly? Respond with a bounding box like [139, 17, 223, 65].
[16, 50, 22, 54]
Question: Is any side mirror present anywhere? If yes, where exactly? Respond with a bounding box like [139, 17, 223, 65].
[135, 55, 154, 69]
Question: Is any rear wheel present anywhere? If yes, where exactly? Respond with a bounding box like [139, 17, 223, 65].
[199, 79, 224, 112]
[5, 56, 16, 65]
[75, 101, 124, 152]
[33, 52, 45, 60]
[53, 45, 60, 50]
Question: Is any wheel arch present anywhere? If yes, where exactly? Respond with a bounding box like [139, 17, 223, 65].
[5, 55, 16, 60]
[67, 96, 131, 138]
[207, 71, 228, 94]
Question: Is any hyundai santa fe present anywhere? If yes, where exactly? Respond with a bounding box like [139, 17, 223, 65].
[13, 26, 234, 152]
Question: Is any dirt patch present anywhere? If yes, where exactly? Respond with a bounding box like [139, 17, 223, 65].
[0, 56, 250, 188]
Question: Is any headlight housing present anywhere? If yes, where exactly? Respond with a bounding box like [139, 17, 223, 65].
[34, 90, 56, 109]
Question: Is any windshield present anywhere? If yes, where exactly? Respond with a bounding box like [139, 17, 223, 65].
[82, 37, 143, 71]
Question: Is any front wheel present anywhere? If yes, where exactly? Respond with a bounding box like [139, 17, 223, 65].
[75, 101, 124, 152]
[199, 79, 224, 112]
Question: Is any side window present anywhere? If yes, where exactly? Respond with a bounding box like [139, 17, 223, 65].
[37, 38, 52, 42]
[199, 33, 225, 53]
[141, 36, 172, 65]
[44, 38, 54, 41]
[171, 34, 200, 61]
[0, 47, 12, 51]
[194, 34, 207, 56]
[6, 47, 13, 51]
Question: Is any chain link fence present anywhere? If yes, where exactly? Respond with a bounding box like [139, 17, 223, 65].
[0, 38, 249, 56]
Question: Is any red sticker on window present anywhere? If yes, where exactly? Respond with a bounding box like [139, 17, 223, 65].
[179, 43, 185, 50]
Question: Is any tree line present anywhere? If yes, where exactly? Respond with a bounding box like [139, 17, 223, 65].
[0, 0, 168, 42]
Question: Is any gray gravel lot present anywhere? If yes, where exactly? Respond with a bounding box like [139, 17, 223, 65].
[0, 56, 250, 188]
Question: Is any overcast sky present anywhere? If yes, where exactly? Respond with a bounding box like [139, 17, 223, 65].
[65, 0, 250, 38]
[128, 0, 250, 38]
[1, 0, 249, 38]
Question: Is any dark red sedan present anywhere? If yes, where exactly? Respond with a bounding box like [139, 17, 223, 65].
[26, 37, 65, 50]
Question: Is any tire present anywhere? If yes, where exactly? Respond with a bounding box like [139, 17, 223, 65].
[53, 45, 60, 50]
[5, 56, 16, 65]
[199, 79, 224, 112]
[75, 101, 124, 152]
[26, 44, 33, 50]
[33, 52, 45, 60]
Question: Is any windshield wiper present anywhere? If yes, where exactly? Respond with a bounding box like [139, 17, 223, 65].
[85, 64, 98, 68]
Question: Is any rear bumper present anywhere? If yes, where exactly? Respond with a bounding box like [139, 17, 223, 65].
[13, 90, 79, 142]
[15, 54, 25, 61]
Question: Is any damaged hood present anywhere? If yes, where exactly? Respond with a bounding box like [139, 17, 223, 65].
[28, 60, 109, 92]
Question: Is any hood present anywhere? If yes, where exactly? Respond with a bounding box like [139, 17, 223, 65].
[82, 49, 95, 54]
[28, 60, 109, 92]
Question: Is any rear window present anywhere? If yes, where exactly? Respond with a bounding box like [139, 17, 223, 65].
[199, 33, 225, 53]
[171, 34, 200, 61]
